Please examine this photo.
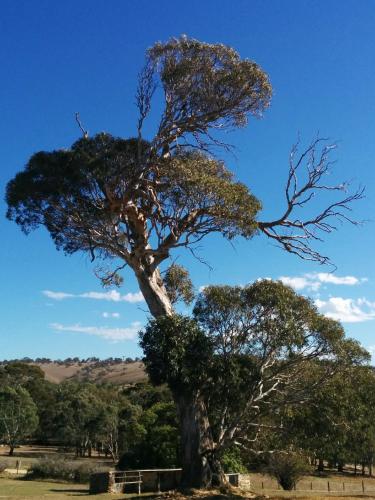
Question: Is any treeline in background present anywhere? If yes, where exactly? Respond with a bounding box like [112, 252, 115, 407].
[1, 360, 375, 478]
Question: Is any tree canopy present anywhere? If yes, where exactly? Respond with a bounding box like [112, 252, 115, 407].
[140, 280, 368, 485]
[6, 36, 362, 318]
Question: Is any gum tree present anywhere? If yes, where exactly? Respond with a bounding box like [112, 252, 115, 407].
[140, 281, 367, 487]
[0, 386, 39, 456]
[5, 37, 363, 486]
[5, 37, 361, 318]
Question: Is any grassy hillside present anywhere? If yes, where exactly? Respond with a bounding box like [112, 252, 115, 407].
[15, 360, 147, 385]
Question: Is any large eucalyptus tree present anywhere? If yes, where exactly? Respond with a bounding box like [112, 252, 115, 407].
[6, 37, 360, 318]
[6, 36, 363, 487]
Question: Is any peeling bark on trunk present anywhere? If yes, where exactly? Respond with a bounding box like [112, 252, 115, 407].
[135, 267, 173, 318]
[175, 392, 226, 489]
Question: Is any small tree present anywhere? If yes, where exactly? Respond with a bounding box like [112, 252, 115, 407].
[0, 386, 38, 455]
[265, 453, 311, 490]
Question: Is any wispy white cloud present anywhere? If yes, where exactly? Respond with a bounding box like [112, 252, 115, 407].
[279, 276, 318, 291]
[315, 297, 375, 323]
[315, 273, 365, 286]
[279, 273, 367, 292]
[43, 290, 144, 303]
[43, 291, 75, 300]
[102, 312, 120, 318]
[51, 321, 141, 341]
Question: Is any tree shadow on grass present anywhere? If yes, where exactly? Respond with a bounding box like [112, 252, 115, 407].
[49, 487, 89, 495]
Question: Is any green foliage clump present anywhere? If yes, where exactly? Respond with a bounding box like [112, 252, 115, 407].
[140, 315, 211, 395]
[163, 264, 195, 306]
[220, 447, 247, 474]
[147, 36, 272, 130]
[118, 400, 179, 470]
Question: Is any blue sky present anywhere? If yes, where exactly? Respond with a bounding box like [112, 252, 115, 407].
[1, 0, 375, 360]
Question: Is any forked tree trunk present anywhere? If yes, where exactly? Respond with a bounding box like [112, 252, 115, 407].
[175, 392, 226, 489]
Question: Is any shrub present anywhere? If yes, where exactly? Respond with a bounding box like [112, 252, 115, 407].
[264, 452, 311, 490]
[26, 455, 103, 483]
[221, 447, 247, 474]
[73, 462, 102, 483]
[0, 461, 7, 473]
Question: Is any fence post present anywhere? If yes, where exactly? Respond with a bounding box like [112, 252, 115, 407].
[362, 480, 365, 493]
[328, 481, 330, 492]
[311, 481, 313, 490]
[343, 481, 345, 491]
[157, 472, 161, 493]
[261, 481, 264, 490]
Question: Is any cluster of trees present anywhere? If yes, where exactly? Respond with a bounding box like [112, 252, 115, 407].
[0, 362, 177, 464]
[1, 359, 375, 481]
[5, 36, 365, 488]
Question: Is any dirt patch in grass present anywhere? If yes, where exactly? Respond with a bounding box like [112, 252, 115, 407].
[148, 490, 375, 500]
[147, 486, 265, 499]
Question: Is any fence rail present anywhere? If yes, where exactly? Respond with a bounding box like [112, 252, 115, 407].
[252, 479, 375, 494]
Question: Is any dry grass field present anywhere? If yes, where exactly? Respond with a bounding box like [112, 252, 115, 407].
[33, 361, 147, 385]
[0, 445, 114, 470]
[249, 472, 375, 496]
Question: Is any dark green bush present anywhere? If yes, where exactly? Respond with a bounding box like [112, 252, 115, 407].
[264, 452, 311, 490]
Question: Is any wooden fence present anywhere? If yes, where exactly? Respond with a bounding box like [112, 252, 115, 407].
[252, 478, 375, 494]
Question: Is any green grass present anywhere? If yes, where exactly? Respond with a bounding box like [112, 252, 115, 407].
[0, 477, 373, 500]
[0, 477, 137, 499]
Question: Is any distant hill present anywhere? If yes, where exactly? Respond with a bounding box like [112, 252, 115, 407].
[0, 359, 148, 385]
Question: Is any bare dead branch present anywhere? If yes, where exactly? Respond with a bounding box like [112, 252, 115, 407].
[136, 61, 156, 161]
[258, 137, 364, 265]
[75, 112, 89, 138]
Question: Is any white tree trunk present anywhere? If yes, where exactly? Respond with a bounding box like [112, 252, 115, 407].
[135, 267, 173, 317]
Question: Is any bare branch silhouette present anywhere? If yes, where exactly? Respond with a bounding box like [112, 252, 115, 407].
[258, 137, 364, 265]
